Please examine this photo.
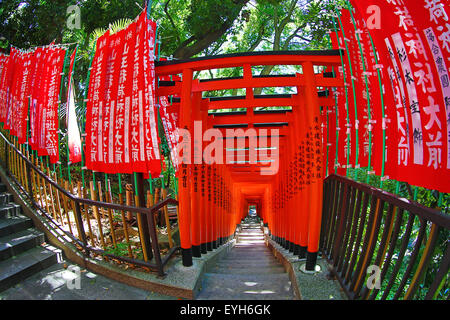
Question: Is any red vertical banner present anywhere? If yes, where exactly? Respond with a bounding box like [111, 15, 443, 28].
[29, 47, 46, 151]
[0, 53, 6, 80]
[0, 54, 9, 123]
[16, 52, 33, 144]
[115, 23, 135, 173]
[130, 14, 147, 173]
[160, 96, 180, 173]
[407, 0, 450, 191]
[5, 48, 19, 132]
[37, 50, 52, 156]
[104, 29, 125, 173]
[144, 16, 161, 177]
[350, 0, 450, 192]
[84, 11, 161, 175]
[85, 31, 110, 171]
[44, 48, 65, 164]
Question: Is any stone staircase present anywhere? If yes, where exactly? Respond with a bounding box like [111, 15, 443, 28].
[196, 217, 296, 300]
[0, 181, 59, 292]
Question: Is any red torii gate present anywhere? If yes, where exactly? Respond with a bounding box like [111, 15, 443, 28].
[155, 50, 344, 270]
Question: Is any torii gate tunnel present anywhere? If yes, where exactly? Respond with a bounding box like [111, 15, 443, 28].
[155, 50, 344, 270]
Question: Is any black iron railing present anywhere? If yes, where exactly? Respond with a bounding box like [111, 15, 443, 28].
[320, 174, 449, 300]
[0, 131, 179, 277]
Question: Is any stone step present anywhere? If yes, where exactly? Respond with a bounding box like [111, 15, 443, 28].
[238, 236, 265, 241]
[0, 216, 33, 238]
[229, 251, 270, 257]
[0, 193, 14, 205]
[0, 228, 46, 261]
[217, 254, 279, 264]
[210, 265, 286, 275]
[196, 273, 293, 300]
[0, 246, 58, 292]
[225, 252, 274, 259]
[0, 203, 21, 219]
[233, 245, 267, 249]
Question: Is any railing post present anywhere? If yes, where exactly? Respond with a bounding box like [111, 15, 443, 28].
[25, 160, 34, 207]
[146, 206, 165, 277]
[135, 172, 154, 261]
[4, 139, 9, 173]
[74, 200, 90, 257]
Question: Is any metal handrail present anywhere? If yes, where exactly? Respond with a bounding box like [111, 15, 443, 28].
[0, 131, 179, 277]
[321, 174, 449, 300]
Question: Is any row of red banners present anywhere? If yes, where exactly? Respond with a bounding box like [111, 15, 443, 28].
[0, 45, 67, 163]
[85, 10, 161, 176]
[324, 0, 450, 193]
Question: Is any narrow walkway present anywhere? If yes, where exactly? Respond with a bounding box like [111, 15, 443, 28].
[197, 217, 295, 300]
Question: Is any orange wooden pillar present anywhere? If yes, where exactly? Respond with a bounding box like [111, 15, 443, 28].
[199, 98, 209, 254]
[290, 95, 303, 256]
[295, 89, 309, 259]
[302, 61, 324, 270]
[199, 163, 207, 253]
[207, 164, 214, 250]
[280, 139, 288, 248]
[287, 121, 296, 252]
[219, 165, 225, 245]
[178, 68, 194, 266]
[212, 164, 218, 248]
[190, 90, 202, 257]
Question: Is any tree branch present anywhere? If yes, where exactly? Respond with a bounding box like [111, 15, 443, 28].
[173, 0, 250, 59]
[164, 0, 181, 44]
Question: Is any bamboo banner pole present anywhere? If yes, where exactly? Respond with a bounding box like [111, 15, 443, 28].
[154, 187, 160, 227]
[18, 144, 25, 190]
[125, 184, 133, 221]
[66, 179, 84, 240]
[46, 166, 58, 221]
[89, 180, 105, 249]
[134, 177, 149, 262]
[118, 188, 133, 258]
[106, 179, 118, 248]
[39, 160, 51, 215]
[78, 180, 95, 247]
[147, 177, 154, 226]
[11, 138, 16, 178]
[29, 153, 38, 207]
[33, 156, 44, 208]
[52, 167, 65, 224]
[162, 186, 173, 248]
[97, 180, 105, 219]
[61, 180, 73, 234]
[147, 188, 157, 229]
[20, 144, 28, 190]
[16, 140, 24, 186]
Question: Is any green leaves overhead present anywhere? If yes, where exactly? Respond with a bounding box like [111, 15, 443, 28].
[0, 0, 341, 120]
